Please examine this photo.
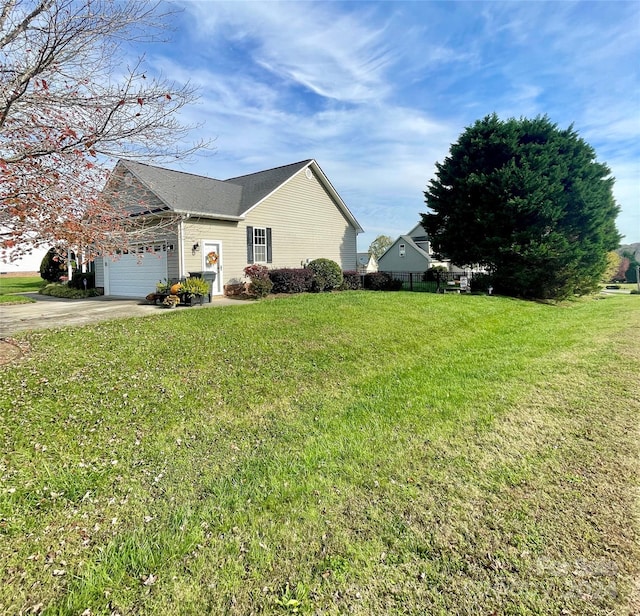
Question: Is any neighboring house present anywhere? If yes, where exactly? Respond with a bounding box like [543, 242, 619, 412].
[356, 252, 378, 274]
[377, 223, 450, 273]
[94, 159, 363, 298]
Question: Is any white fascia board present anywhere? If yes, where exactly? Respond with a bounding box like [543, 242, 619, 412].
[308, 160, 364, 233]
[173, 210, 244, 222]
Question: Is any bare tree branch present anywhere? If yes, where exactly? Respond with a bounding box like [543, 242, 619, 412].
[0, 0, 211, 261]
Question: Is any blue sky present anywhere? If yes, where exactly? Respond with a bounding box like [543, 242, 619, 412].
[5, 0, 637, 272]
[146, 0, 639, 251]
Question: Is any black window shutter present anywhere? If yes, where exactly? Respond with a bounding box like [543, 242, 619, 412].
[246, 226, 254, 263]
[266, 228, 272, 263]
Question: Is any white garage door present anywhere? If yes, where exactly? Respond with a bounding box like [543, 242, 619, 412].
[105, 244, 168, 298]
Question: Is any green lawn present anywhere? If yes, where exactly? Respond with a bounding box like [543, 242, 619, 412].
[1, 292, 638, 615]
[0, 275, 42, 304]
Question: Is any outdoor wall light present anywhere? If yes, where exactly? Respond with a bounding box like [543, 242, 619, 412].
[192, 243, 199, 251]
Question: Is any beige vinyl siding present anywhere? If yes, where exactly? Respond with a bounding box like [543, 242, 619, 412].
[182, 168, 358, 287]
[182, 218, 242, 283]
[166, 238, 180, 282]
[245, 167, 357, 270]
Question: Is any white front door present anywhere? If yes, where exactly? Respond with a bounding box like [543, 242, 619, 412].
[201, 240, 222, 296]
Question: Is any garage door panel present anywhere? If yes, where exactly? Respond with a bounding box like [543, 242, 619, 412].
[108, 248, 167, 298]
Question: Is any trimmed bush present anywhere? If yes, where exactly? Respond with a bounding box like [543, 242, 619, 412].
[341, 270, 362, 290]
[364, 272, 403, 291]
[269, 268, 315, 294]
[248, 277, 273, 299]
[244, 264, 269, 281]
[69, 271, 96, 290]
[307, 258, 343, 292]
[244, 264, 273, 299]
[39, 283, 100, 298]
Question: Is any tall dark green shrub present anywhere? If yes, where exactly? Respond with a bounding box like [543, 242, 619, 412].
[422, 114, 621, 300]
[39, 248, 65, 283]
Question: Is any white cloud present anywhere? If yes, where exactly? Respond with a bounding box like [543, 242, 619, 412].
[148, 1, 639, 246]
[180, 1, 397, 103]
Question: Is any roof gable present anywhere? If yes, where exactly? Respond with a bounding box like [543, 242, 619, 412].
[116, 160, 243, 219]
[357, 252, 375, 265]
[379, 235, 430, 261]
[107, 159, 362, 232]
[407, 222, 429, 242]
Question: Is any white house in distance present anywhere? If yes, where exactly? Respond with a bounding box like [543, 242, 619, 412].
[356, 252, 378, 274]
[377, 223, 451, 273]
[93, 159, 364, 298]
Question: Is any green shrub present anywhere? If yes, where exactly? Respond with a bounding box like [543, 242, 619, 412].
[39, 248, 66, 283]
[39, 283, 100, 298]
[244, 264, 273, 299]
[69, 271, 96, 290]
[269, 268, 315, 294]
[248, 277, 273, 299]
[340, 270, 362, 290]
[470, 273, 494, 293]
[363, 272, 403, 291]
[423, 265, 449, 282]
[308, 258, 343, 292]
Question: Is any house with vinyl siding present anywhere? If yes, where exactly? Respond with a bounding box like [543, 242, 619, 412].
[94, 159, 363, 298]
[377, 223, 450, 273]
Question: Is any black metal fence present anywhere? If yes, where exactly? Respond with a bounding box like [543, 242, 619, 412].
[380, 271, 473, 293]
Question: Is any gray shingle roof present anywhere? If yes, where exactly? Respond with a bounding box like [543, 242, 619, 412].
[400, 235, 430, 258]
[224, 160, 313, 212]
[118, 159, 313, 219]
[119, 160, 243, 218]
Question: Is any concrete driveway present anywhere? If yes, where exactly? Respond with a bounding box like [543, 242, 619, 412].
[0, 293, 244, 338]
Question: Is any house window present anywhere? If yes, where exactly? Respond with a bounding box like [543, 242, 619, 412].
[254, 227, 267, 263]
[399, 243, 406, 257]
[246, 226, 272, 264]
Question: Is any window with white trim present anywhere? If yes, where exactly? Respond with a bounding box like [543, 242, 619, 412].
[246, 226, 272, 264]
[253, 227, 267, 263]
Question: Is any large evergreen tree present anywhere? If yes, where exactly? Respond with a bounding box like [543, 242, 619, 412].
[421, 114, 621, 300]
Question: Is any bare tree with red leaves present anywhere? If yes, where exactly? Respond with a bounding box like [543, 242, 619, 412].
[1, 0, 206, 262]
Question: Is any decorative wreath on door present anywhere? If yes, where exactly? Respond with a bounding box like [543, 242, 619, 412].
[206, 251, 219, 267]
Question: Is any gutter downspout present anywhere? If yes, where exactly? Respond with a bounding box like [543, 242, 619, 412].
[178, 214, 190, 279]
